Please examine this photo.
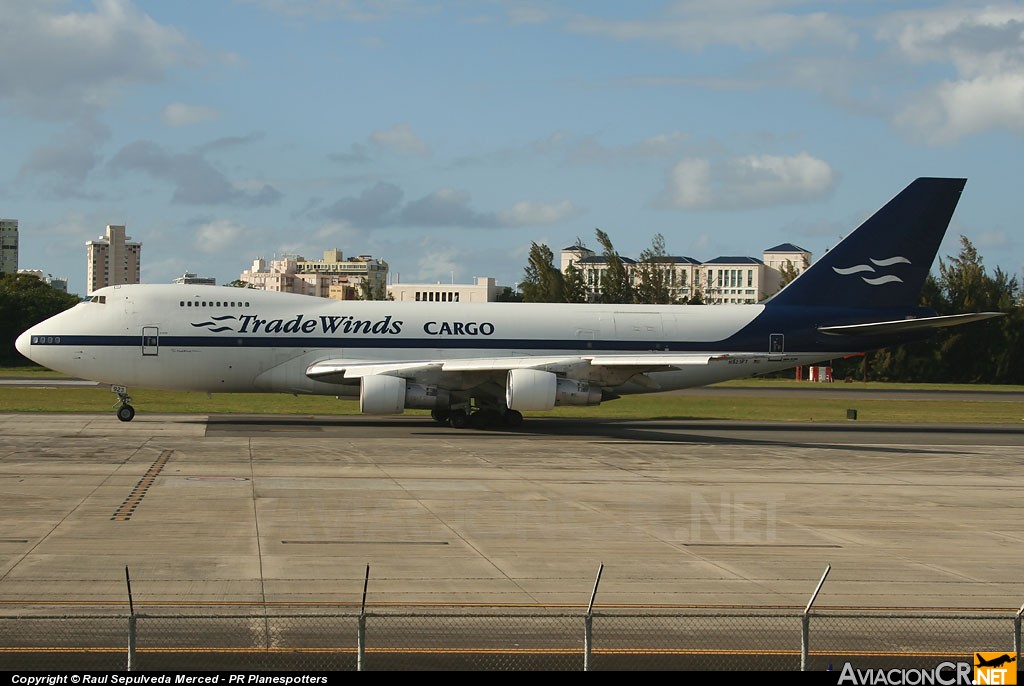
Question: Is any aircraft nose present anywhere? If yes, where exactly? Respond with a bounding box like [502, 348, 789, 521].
[15, 329, 32, 359]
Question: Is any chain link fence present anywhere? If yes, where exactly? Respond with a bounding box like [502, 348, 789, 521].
[1, 606, 1020, 671]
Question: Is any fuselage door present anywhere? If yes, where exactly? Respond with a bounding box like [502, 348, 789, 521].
[142, 326, 159, 356]
[769, 333, 784, 360]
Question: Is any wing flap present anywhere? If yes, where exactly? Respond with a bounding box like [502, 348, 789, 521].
[306, 360, 443, 383]
[583, 353, 770, 366]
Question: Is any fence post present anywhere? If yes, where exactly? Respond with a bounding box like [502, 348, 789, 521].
[802, 564, 831, 672]
[125, 565, 136, 671]
[583, 563, 603, 672]
[1015, 602, 1023, 657]
[357, 565, 369, 672]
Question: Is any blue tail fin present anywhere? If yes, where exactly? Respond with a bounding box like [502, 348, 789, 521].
[767, 178, 966, 309]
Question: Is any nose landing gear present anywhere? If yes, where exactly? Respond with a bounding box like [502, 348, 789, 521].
[111, 385, 135, 422]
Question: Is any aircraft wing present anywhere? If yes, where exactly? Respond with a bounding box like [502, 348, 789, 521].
[818, 312, 1004, 336]
[306, 352, 772, 386]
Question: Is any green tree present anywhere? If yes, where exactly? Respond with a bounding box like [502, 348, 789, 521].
[634, 233, 672, 304]
[595, 228, 633, 304]
[496, 286, 523, 302]
[520, 242, 563, 302]
[0, 274, 82, 364]
[359, 278, 388, 301]
[768, 255, 809, 299]
[932, 237, 1022, 383]
[227, 279, 256, 288]
[562, 261, 588, 303]
[868, 236, 1023, 384]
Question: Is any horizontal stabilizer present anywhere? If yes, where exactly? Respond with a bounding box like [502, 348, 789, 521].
[818, 312, 1004, 336]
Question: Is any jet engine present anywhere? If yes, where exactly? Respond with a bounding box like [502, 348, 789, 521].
[359, 375, 450, 414]
[505, 369, 602, 411]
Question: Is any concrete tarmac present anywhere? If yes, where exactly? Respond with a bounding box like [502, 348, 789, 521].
[0, 412, 1021, 612]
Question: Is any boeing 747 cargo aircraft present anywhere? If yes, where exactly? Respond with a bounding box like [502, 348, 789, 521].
[16, 178, 1001, 428]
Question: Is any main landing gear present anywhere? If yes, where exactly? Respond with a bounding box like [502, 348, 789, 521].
[431, 407, 524, 429]
[112, 385, 136, 422]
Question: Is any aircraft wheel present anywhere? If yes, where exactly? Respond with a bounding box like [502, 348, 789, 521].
[431, 409, 450, 424]
[449, 410, 470, 429]
[116, 405, 136, 423]
[504, 409, 524, 427]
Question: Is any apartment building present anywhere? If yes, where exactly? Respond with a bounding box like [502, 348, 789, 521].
[0, 219, 17, 276]
[239, 250, 389, 300]
[86, 225, 141, 295]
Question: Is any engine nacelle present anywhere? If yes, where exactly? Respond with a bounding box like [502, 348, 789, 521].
[360, 376, 451, 414]
[360, 375, 406, 414]
[506, 369, 602, 411]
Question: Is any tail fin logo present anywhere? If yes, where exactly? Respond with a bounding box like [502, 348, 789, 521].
[833, 256, 911, 286]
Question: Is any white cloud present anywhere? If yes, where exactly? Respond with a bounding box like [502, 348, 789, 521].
[0, 0, 196, 118]
[415, 246, 460, 284]
[18, 119, 111, 192]
[881, 4, 1024, 142]
[880, 4, 1024, 76]
[498, 200, 579, 226]
[370, 123, 430, 156]
[661, 158, 712, 209]
[659, 152, 835, 209]
[162, 103, 219, 127]
[569, 3, 856, 53]
[730, 151, 835, 203]
[195, 219, 247, 254]
[506, 6, 551, 25]
[239, 0, 434, 22]
[897, 72, 1024, 143]
[972, 229, 1013, 252]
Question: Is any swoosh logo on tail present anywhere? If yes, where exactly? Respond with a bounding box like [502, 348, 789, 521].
[870, 256, 910, 267]
[832, 255, 911, 286]
[862, 275, 904, 285]
[833, 265, 875, 275]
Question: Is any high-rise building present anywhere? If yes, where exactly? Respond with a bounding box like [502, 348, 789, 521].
[0, 219, 17, 277]
[86, 225, 141, 295]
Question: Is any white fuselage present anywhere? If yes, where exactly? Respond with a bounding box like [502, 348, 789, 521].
[17, 284, 842, 398]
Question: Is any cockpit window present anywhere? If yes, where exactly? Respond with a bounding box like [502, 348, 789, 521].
[88, 295, 107, 304]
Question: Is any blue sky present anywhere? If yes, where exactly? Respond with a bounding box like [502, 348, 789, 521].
[2, 0, 1022, 296]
